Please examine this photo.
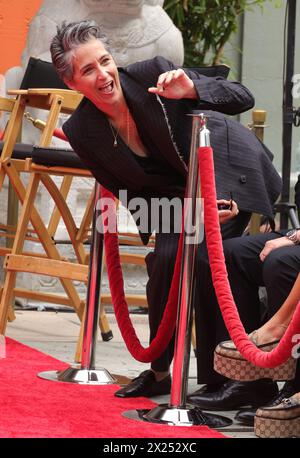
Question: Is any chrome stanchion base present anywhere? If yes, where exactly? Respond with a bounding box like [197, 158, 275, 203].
[123, 404, 232, 428]
[38, 366, 116, 385]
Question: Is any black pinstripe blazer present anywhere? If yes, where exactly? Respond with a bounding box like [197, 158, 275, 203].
[63, 56, 282, 242]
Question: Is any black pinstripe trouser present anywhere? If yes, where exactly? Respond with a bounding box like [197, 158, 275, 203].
[145, 210, 251, 375]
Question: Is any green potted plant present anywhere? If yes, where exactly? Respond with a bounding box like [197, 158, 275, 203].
[163, 0, 281, 67]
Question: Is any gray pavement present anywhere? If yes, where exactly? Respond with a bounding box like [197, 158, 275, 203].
[6, 308, 257, 438]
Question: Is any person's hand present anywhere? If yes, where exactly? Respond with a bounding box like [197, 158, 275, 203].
[217, 199, 239, 225]
[148, 69, 196, 99]
[259, 236, 294, 262]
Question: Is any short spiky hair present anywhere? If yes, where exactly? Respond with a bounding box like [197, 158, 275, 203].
[50, 20, 110, 81]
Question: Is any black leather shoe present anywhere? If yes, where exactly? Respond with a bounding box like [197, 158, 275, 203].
[114, 370, 171, 398]
[187, 378, 278, 411]
[234, 380, 299, 426]
[188, 382, 225, 399]
[234, 408, 256, 426]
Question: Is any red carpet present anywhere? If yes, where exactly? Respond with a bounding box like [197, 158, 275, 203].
[0, 338, 225, 438]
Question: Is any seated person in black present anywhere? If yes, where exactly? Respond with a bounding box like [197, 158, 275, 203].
[188, 230, 300, 429]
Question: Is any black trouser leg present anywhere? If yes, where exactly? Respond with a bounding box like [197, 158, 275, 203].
[146, 232, 179, 372]
[194, 213, 253, 384]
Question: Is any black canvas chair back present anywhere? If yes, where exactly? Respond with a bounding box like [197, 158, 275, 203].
[1, 57, 68, 158]
[20, 57, 68, 90]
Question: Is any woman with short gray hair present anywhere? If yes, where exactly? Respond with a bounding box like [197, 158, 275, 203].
[51, 20, 110, 82]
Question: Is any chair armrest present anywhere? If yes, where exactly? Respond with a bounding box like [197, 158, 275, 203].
[7, 89, 83, 114]
[0, 96, 15, 111]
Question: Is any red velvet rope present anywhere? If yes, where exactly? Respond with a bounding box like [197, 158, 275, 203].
[198, 146, 300, 368]
[101, 185, 182, 362]
[53, 128, 68, 141]
[47, 126, 180, 362]
[1, 128, 66, 143]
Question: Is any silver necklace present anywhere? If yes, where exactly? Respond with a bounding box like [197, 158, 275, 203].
[108, 108, 129, 148]
[108, 121, 119, 147]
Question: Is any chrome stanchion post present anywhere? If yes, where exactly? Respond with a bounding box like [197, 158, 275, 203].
[38, 182, 116, 385]
[132, 113, 231, 427]
[168, 113, 208, 409]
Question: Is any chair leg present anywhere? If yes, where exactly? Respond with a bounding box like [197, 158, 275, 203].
[0, 289, 7, 324]
[74, 301, 113, 364]
[7, 304, 16, 322]
[76, 189, 94, 251]
[47, 175, 73, 238]
[75, 306, 85, 363]
[99, 300, 113, 341]
[3, 184, 18, 323]
[0, 271, 18, 333]
[0, 172, 41, 333]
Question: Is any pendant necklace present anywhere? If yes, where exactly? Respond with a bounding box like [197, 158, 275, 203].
[108, 121, 119, 147]
[108, 108, 130, 148]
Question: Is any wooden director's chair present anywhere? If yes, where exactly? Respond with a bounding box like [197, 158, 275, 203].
[0, 88, 94, 357]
